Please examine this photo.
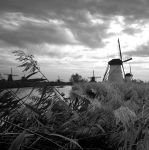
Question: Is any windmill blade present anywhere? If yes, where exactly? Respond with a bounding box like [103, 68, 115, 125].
[121, 64, 125, 77]
[129, 64, 132, 74]
[88, 70, 96, 78]
[12, 75, 18, 76]
[118, 38, 123, 60]
[103, 64, 109, 81]
[11, 68, 12, 74]
[58, 76, 61, 80]
[93, 70, 95, 77]
[123, 58, 132, 63]
[26, 71, 38, 79]
[10, 68, 18, 76]
[5, 68, 18, 76]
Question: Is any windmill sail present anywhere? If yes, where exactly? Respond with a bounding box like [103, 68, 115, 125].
[130, 64, 132, 74]
[123, 58, 132, 63]
[118, 39, 125, 77]
[103, 64, 109, 81]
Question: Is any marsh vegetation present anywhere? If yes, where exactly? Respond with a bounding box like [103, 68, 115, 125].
[1, 51, 149, 150]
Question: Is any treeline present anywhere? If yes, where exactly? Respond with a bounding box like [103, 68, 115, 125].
[69, 73, 87, 83]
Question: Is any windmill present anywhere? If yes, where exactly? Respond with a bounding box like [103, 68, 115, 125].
[4, 68, 18, 81]
[88, 70, 101, 82]
[125, 64, 133, 82]
[103, 39, 132, 83]
[57, 76, 63, 83]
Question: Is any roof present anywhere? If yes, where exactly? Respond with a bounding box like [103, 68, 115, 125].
[125, 73, 133, 77]
[108, 59, 122, 65]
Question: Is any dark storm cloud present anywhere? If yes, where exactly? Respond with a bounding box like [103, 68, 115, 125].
[0, 0, 83, 18]
[0, 0, 149, 49]
[0, 10, 109, 48]
[0, 0, 149, 20]
[66, 19, 109, 48]
[0, 18, 76, 47]
[92, 0, 149, 24]
[125, 43, 149, 57]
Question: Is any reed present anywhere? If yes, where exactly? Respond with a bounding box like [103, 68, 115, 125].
[1, 51, 149, 149]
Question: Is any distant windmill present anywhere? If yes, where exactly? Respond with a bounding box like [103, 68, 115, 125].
[88, 70, 101, 82]
[103, 39, 132, 83]
[4, 68, 18, 81]
[57, 76, 63, 83]
[125, 64, 133, 82]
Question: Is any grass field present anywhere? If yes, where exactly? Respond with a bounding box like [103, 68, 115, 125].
[1, 51, 149, 150]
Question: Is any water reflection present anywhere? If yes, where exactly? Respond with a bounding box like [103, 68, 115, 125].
[10, 85, 72, 101]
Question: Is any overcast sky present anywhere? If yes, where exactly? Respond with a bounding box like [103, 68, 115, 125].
[0, 0, 149, 81]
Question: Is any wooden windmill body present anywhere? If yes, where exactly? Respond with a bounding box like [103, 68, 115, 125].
[108, 59, 123, 83]
[103, 39, 132, 83]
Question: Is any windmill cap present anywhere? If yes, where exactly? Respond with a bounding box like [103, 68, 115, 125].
[125, 73, 133, 77]
[108, 59, 122, 65]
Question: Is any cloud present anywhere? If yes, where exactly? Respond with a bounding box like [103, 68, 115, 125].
[1, 0, 148, 48]
[0, 13, 78, 47]
[0, 10, 109, 48]
[0, 48, 19, 71]
[0, 0, 148, 20]
[47, 50, 83, 59]
[122, 26, 142, 35]
[125, 42, 149, 57]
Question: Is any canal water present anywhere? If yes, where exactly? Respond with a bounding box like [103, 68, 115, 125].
[11, 86, 72, 100]
[56, 86, 72, 98]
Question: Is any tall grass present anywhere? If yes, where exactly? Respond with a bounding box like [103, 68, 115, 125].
[1, 51, 149, 149]
[69, 82, 149, 149]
